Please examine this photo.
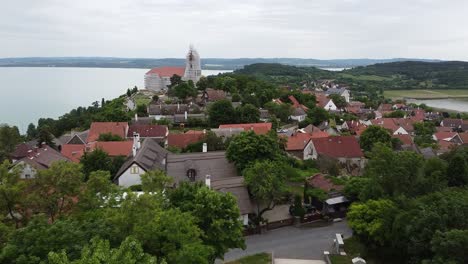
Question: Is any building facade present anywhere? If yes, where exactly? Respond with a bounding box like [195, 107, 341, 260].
[182, 45, 202, 83]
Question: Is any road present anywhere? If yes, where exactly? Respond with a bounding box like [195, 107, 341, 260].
[220, 220, 352, 262]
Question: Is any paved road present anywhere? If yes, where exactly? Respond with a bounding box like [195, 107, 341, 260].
[220, 220, 352, 262]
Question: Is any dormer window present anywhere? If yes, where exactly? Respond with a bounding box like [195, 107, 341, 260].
[186, 169, 196, 182]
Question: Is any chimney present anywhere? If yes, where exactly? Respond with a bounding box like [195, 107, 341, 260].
[177, 103, 180, 111]
[132, 146, 137, 157]
[184, 111, 188, 121]
[135, 113, 138, 121]
[133, 132, 141, 155]
[205, 174, 211, 189]
[202, 143, 207, 153]
[203, 129, 206, 134]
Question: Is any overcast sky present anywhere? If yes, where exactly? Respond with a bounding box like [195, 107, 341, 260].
[1, 0, 468, 60]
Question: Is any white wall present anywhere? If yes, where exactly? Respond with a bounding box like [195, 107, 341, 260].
[118, 164, 144, 187]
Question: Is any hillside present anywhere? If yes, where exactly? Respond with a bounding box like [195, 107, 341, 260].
[233, 61, 468, 90]
[343, 61, 468, 89]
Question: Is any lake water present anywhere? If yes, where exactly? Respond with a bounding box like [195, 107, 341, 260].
[407, 98, 468, 113]
[0, 67, 231, 132]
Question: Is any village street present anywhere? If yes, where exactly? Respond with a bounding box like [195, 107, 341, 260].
[220, 220, 352, 262]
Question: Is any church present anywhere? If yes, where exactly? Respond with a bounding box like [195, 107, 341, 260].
[144, 46, 202, 92]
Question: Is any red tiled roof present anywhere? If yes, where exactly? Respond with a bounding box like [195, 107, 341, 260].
[436, 126, 453, 133]
[307, 173, 344, 192]
[285, 133, 312, 151]
[312, 136, 364, 158]
[17, 145, 69, 169]
[459, 133, 468, 144]
[410, 109, 426, 122]
[167, 133, 204, 149]
[87, 122, 128, 143]
[433, 132, 458, 141]
[205, 89, 227, 101]
[315, 94, 330, 108]
[289, 95, 301, 108]
[371, 118, 405, 133]
[127, 124, 168, 138]
[145, 67, 185, 77]
[62, 141, 133, 163]
[11, 143, 33, 160]
[393, 134, 413, 146]
[61, 144, 85, 163]
[219, 123, 272, 135]
[93, 141, 133, 157]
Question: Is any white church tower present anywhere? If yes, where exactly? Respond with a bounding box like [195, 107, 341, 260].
[182, 45, 201, 83]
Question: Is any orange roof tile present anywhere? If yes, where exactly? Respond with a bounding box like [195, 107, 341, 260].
[285, 133, 312, 151]
[146, 67, 185, 77]
[219, 123, 272, 135]
[87, 122, 128, 143]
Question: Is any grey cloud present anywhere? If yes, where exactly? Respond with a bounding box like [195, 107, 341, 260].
[0, 0, 467, 59]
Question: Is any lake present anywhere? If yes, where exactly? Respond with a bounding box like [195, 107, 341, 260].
[0, 67, 231, 132]
[406, 98, 468, 113]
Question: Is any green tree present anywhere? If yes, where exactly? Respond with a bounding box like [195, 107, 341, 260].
[140, 170, 172, 192]
[359, 125, 392, 152]
[48, 237, 158, 264]
[414, 121, 436, 146]
[28, 161, 84, 222]
[0, 161, 27, 228]
[0, 124, 22, 161]
[197, 76, 208, 91]
[446, 153, 468, 187]
[243, 160, 287, 225]
[306, 107, 329, 126]
[77, 170, 122, 211]
[136, 104, 148, 117]
[26, 123, 38, 140]
[343, 176, 372, 201]
[226, 131, 282, 171]
[264, 102, 293, 123]
[172, 82, 197, 100]
[208, 99, 237, 127]
[328, 94, 347, 108]
[429, 229, 468, 264]
[0, 216, 114, 263]
[80, 149, 113, 179]
[237, 104, 260, 123]
[169, 183, 245, 262]
[37, 125, 56, 148]
[169, 74, 182, 88]
[347, 199, 398, 245]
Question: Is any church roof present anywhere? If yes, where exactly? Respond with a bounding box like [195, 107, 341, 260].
[146, 67, 185, 77]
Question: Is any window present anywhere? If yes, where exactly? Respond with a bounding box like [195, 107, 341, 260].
[24, 174, 31, 179]
[186, 169, 196, 182]
[130, 166, 139, 174]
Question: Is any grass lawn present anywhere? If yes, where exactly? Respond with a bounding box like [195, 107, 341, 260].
[384, 89, 468, 99]
[329, 255, 353, 264]
[133, 93, 152, 106]
[225, 253, 271, 264]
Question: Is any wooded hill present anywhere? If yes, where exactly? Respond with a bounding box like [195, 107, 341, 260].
[235, 61, 468, 90]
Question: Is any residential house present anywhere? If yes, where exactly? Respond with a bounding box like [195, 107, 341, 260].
[11, 144, 70, 179]
[310, 136, 365, 173]
[371, 118, 409, 135]
[259, 109, 271, 122]
[127, 124, 168, 146]
[61, 141, 134, 163]
[148, 103, 200, 120]
[87, 122, 129, 143]
[167, 131, 204, 149]
[392, 134, 416, 151]
[166, 151, 254, 225]
[433, 132, 462, 154]
[58, 130, 89, 146]
[341, 120, 368, 136]
[316, 93, 338, 111]
[459, 133, 468, 145]
[114, 138, 169, 188]
[284, 133, 313, 160]
[288, 95, 309, 122]
[218, 123, 272, 135]
[173, 113, 206, 126]
[211, 128, 244, 140]
[440, 118, 463, 131]
[302, 124, 330, 138]
[325, 87, 350, 103]
[202, 88, 227, 103]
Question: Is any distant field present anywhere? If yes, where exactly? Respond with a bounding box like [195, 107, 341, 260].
[339, 73, 393, 81]
[384, 89, 468, 99]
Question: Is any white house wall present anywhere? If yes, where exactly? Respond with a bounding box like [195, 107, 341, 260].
[118, 164, 145, 187]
